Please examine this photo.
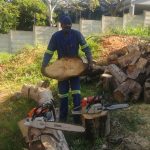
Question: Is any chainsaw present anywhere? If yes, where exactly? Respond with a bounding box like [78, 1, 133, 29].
[24, 100, 85, 132]
[72, 96, 129, 115]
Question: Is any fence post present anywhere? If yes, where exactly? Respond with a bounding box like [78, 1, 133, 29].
[123, 14, 126, 29]
[101, 15, 105, 33]
[8, 30, 12, 53]
[33, 26, 36, 46]
[79, 19, 82, 33]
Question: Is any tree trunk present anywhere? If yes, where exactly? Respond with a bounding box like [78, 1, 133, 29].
[48, 5, 53, 26]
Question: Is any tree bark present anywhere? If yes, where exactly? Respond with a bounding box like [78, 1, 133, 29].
[127, 57, 148, 79]
[113, 79, 142, 102]
[144, 78, 150, 104]
[118, 50, 141, 68]
[108, 64, 127, 84]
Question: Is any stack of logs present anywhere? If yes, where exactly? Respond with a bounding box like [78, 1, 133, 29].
[101, 42, 150, 103]
[19, 81, 69, 150]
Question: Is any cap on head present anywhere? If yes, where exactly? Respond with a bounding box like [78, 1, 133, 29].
[60, 15, 72, 27]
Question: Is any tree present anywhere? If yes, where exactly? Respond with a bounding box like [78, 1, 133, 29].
[43, 0, 100, 25]
[0, 1, 19, 33]
[101, 0, 124, 16]
[13, 0, 48, 30]
[42, 0, 64, 26]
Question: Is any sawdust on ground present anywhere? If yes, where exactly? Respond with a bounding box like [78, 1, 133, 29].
[98, 35, 139, 64]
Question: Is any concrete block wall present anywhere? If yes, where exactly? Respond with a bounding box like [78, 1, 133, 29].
[102, 16, 123, 32]
[0, 34, 10, 52]
[11, 31, 33, 53]
[0, 11, 150, 53]
[34, 26, 57, 45]
[144, 11, 150, 27]
[123, 14, 144, 27]
[80, 19, 101, 36]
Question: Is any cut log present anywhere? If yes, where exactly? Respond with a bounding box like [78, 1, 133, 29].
[108, 45, 140, 65]
[21, 85, 54, 104]
[21, 84, 32, 98]
[108, 64, 127, 84]
[144, 78, 150, 104]
[101, 73, 113, 91]
[113, 79, 142, 102]
[125, 45, 140, 53]
[36, 80, 50, 88]
[118, 50, 141, 68]
[27, 89, 69, 150]
[20, 83, 69, 150]
[146, 64, 150, 77]
[29, 86, 38, 102]
[45, 57, 88, 81]
[41, 135, 56, 150]
[18, 119, 29, 143]
[127, 57, 148, 79]
[37, 88, 54, 105]
[139, 42, 150, 54]
[82, 111, 110, 139]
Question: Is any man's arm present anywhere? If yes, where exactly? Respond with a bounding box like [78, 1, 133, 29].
[78, 32, 93, 69]
[41, 35, 56, 76]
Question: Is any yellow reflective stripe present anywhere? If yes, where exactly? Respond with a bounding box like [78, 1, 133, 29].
[81, 44, 88, 50]
[71, 90, 81, 95]
[58, 93, 69, 98]
[45, 50, 54, 55]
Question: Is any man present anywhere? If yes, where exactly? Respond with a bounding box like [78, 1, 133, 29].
[41, 15, 93, 123]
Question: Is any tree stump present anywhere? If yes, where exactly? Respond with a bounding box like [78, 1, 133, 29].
[82, 111, 110, 140]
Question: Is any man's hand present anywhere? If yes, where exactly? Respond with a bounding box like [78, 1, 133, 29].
[88, 62, 94, 71]
[41, 66, 49, 77]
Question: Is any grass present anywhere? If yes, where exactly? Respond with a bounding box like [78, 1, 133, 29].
[0, 97, 36, 150]
[109, 26, 150, 39]
[0, 52, 13, 63]
[0, 42, 102, 150]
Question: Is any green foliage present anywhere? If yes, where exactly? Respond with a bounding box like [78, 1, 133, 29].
[13, 0, 48, 30]
[110, 26, 150, 38]
[89, 0, 100, 11]
[0, 1, 19, 33]
[0, 45, 45, 91]
[86, 36, 102, 59]
[79, 35, 102, 60]
[0, 52, 13, 63]
[0, 97, 36, 150]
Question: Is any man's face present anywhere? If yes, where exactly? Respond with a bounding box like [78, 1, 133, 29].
[61, 23, 71, 29]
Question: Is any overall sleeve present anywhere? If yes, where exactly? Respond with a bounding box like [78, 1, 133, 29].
[42, 35, 57, 67]
[78, 32, 93, 64]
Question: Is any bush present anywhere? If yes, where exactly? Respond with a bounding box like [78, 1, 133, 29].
[110, 26, 150, 38]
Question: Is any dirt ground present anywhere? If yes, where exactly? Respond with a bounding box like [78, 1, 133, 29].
[97, 35, 140, 65]
[101, 35, 139, 56]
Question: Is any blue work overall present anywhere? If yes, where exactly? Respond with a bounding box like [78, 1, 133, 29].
[42, 28, 92, 122]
